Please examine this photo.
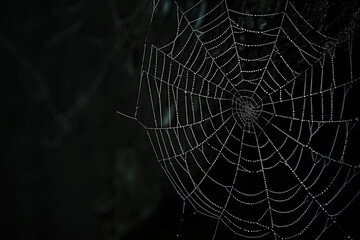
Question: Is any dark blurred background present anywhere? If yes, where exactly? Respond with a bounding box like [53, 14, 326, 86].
[1, 0, 359, 240]
[1, 1, 178, 239]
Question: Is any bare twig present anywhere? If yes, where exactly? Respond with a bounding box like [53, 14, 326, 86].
[64, 52, 114, 120]
[53, 0, 96, 15]
[46, 21, 83, 47]
[0, 34, 59, 116]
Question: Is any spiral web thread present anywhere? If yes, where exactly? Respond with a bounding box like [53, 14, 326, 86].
[122, 0, 360, 239]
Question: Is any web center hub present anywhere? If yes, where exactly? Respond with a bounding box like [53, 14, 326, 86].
[232, 91, 263, 130]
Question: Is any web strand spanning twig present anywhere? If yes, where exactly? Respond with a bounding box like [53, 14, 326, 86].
[117, 111, 146, 129]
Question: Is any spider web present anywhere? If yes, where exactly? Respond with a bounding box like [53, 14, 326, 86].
[121, 0, 360, 239]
